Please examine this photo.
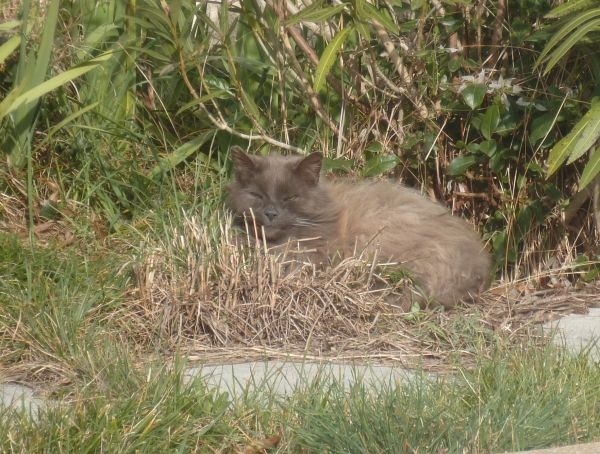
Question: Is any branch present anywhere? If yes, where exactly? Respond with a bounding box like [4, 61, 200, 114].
[280, 8, 369, 114]
[370, 18, 429, 119]
[489, 0, 506, 69]
[179, 46, 304, 153]
[279, 27, 345, 138]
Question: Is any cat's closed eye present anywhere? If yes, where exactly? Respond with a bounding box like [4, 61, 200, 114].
[283, 195, 298, 202]
[250, 192, 263, 200]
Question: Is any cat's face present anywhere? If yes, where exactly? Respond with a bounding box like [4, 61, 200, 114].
[226, 147, 324, 242]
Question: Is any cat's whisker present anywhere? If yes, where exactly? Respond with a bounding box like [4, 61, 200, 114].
[294, 219, 319, 227]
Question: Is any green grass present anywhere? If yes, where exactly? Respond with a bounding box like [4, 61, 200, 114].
[277, 341, 600, 453]
[1, 334, 600, 452]
[3, 0, 600, 450]
[1, 228, 600, 453]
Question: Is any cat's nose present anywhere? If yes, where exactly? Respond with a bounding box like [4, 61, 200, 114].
[264, 209, 278, 222]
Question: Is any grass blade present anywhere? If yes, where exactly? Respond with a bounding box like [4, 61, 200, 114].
[149, 130, 216, 179]
[0, 53, 112, 121]
[0, 35, 21, 65]
[32, 102, 100, 153]
[176, 90, 234, 115]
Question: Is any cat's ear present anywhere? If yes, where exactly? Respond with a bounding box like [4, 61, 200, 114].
[294, 152, 323, 186]
[230, 146, 257, 183]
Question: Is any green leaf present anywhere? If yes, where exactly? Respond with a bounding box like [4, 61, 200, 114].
[0, 35, 21, 65]
[32, 102, 99, 153]
[322, 157, 354, 173]
[460, 84, 487, 109]
[546, 114, 589, 176]
[0, 20, 20, 31]
[363, 3, 399, 35]
[79, 24, 120, 54]
[579, 146, 600, 190]
[466, 143, 480, 153]
[535, 8, 600, 72]
[176, 89, 233, 115]
[220, 0, 230, 36]
[542, 17, 600, 76]
[313, 27, 352, 94]
[170, 0, 182, 27]
[362, 154, 400, 176]
[34, 0, 60, 87]
[447, 58, 462, 73]
[492, 231, 508, 262]
[489, 153, 505, 172]
[583, 267, 600, 281]
[529, 113, 556, 146]
[527, 162, 545, 174]
[399, 19, 419, 33]
[464, 58, 479, 69]
[150, 130, 216, 179]
[192, 10, 221, 35]
[354, 0, 368, 19]
[39, 201, 60, 220]
[480, 105, 500, 140]
[510, 18, 531, 44]
[411, 0, 426, 10]
[353, 18, 371, 41]
[204, 74, 232, 91]
[566, 101, 600, 164]
[285, 1, 346, 26]
[544, 0, 599, 19]
[239, 88, 261, 120]
[446, 155, 478, 175]
[480, 139, 497, 157]
[543, 182, 563, 202]
[285, 0, 325, 25]
[0, 53, 112, 121]
[365, 141, 383, 153]
[516, 206, 532, 239]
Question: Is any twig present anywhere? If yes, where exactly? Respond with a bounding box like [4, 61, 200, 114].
[278, 22, 344, 137]
[177, 47, 304, 152]
[489, 0, 506, 69]
[370, 18, 429, 119]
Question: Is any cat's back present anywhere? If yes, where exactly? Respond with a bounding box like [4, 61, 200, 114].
[323, 179, 491, 305]
[324, 179, 454, 231]
[323, 178, 489, 265]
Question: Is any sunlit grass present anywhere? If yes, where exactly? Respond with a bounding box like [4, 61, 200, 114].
[2, 330, 600, 453]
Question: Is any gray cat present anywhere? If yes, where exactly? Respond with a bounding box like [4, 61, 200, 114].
[226, 146, 492, 307]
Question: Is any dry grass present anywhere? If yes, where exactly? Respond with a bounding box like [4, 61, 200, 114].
[1, 182, 597, 380]
[129, 214, 597, 371]
[1, 179, 598, 380]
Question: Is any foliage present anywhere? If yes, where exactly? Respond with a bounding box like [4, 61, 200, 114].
[3, 3, 600, 452]
[0, 0, 599, 275]
[536, 0, 600, 191]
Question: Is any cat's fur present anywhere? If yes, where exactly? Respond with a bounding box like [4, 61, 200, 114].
[226, 146, 492, 307]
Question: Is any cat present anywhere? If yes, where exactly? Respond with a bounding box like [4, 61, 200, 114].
[225, 146, 492, 308]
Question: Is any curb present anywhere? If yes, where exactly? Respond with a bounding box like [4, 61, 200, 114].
[503, 442, 600, 453]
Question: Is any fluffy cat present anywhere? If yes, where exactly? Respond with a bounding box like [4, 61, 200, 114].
[225, 146, 492, 307]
